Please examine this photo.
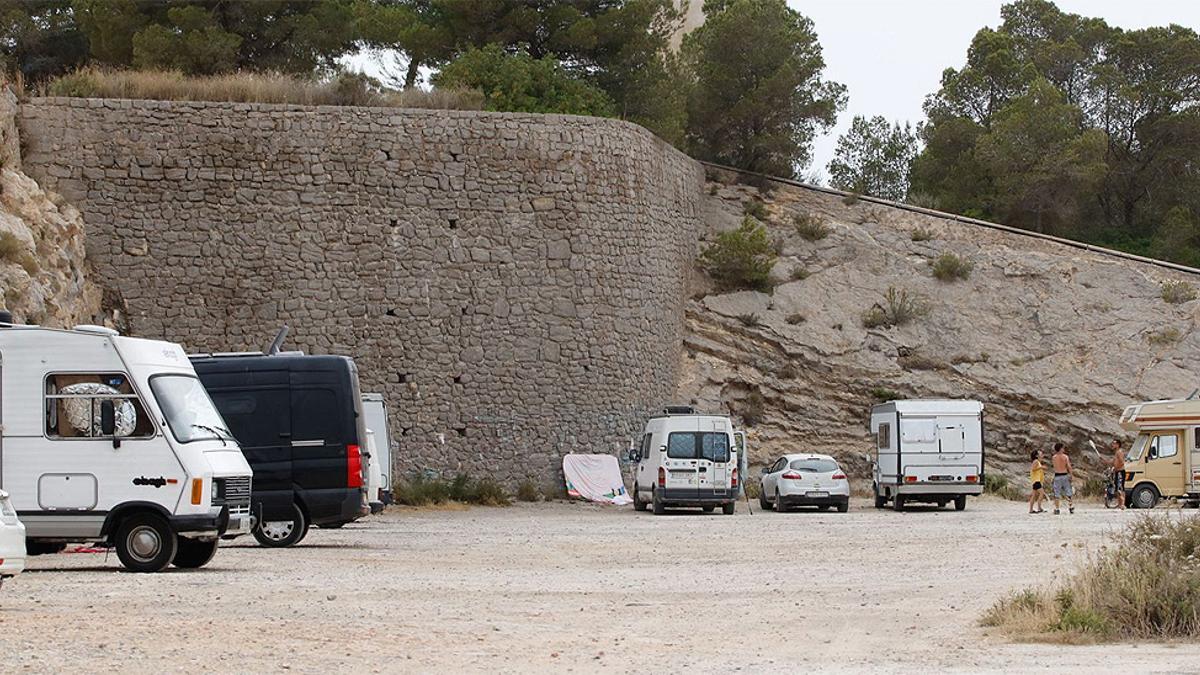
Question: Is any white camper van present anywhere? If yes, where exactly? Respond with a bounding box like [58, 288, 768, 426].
[628, 407, 744, 515]
[869, 400, 984, 511]
[0, 318, 254, 572]
[361, 393, 393, 507]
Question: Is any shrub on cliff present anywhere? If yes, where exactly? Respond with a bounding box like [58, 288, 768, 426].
[983, 515, 1200, 642]
[434, 45, 614, 116]
[930, 252, 973, 281]
[862, 286, 929, 328]
[699, 216, 777, 293]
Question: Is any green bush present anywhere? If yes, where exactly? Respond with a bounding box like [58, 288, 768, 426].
[862, 287, 929, 329]
[698, 216, 777, 293]
[789, 266, 810, 281]
[743, 200, 768, 220]
[394, 473, 511, 507]
[793, 213, 830, 241]
[984, 473, 1025, 501]
[931, 252, 973, 281]
[870, 387, 900, 402]
[910, 227, 934, 242]
[1147, 327, 1182, 346]
[516, 480, 541, 502]
[1160, 280, 1197, 304]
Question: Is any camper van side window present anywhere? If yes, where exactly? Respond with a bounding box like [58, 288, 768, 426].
[1150, 435, 1178, 460]
[44, 373, 155, 439]
[877, 423, 891, 450]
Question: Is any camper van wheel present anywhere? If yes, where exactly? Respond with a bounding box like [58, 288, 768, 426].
[652, 489, 665, 515]
[892, 495, 906, 512]
[953, 495, 967, 511]
[1131, 485, 1160, 510]
[873, 484, 886, 509]
[114, 513, 178, 573]
[253, 504, 308, 547]
[633, 486, 648, 512]
[172, 537, 219, 569]
[721, 502, 735, 515]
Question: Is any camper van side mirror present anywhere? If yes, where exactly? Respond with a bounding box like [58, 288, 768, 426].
[100, 400, 121, 449]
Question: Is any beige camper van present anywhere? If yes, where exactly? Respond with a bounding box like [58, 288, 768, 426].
[1119, 398, 1200, 508]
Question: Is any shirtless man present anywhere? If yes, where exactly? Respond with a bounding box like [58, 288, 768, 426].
[1110, 440, 1126, 509]
[1051, 442, 1074, 515]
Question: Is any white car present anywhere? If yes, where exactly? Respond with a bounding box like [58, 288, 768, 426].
[0, 489, 26, 588]
[759, 454, 850, 512]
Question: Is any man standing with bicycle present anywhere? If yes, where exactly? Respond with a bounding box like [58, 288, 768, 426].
[1110, 440, 1127, 509]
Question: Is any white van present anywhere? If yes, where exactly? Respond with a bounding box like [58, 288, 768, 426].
[361, 393, 393, 507]
[0, 318, 254, 572]
[628, 407, 744, 515]
[364, 428, 384, 514]
[870, 399, 984, 511]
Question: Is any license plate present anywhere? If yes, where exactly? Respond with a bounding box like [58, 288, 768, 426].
[806, 491, 828, 498]
[671, 471, 694, 479]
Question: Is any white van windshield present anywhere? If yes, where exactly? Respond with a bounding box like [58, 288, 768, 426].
[150, 375, 235, 444]
[667, 432, 730, 462]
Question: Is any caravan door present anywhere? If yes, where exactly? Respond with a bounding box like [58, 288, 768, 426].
[937, 421, 966, 458]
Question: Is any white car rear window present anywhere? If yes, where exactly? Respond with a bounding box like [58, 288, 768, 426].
[789, 458, 838, 473]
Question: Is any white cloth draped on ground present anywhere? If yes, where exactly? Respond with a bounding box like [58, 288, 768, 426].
[562, 454, 632, 505]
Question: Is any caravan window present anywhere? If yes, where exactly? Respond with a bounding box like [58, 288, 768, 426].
[901, 419, 938, 444]
[666, 432, 731, 462]
[1149, 434, 1179, 460]
[44, 373, 155, 439]
[877, 423, 891, 450]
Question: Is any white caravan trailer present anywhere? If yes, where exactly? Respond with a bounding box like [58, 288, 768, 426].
[0, 318, 254, 572]
[628, 406, 745, 515]
[870, 400, 984, 511]
[361, 393, 393, 506]
[364, 428, 384, 514]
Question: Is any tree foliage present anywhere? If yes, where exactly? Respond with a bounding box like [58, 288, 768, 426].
[434, 44, 613, 116]
[827, 115, 918, 201]
[681, 0, 845, 178]
[912, 0, 1200, 264]
[699, 216, 777, 292]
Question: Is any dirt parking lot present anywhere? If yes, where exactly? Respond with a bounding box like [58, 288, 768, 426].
[1, 497, 1197, 673]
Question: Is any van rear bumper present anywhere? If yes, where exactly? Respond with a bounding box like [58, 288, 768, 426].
[658, 488, 738, 506]
[895, 483, 983, 497]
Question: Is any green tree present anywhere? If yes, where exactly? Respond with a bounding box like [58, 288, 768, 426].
[0, 1, 87, 82]
[827, 115, 919, 201]
[682, 0, 845, 177]
[131, 6, 241, 75]
[434, 44, 614, 116]
[698, 215, 777, 292]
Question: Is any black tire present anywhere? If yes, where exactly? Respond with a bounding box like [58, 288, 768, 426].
[954, 495, 967, 511]
[893, 495, 906, 512]
[702, 506, 715, 513]
[759, 487, 772, 510]
[722, 502, 735, 515]
[25, 540, 67, 556]
[652, 488, 665, 515]
[1131, 484, 1159, 510]
[253, 503, 307, 547]
[836, 499, 849, 513]
[873, 484, 886, 509]
[114, 512, 177, 573]
[775, 490, 788, 513]
[633, 485, 648, 512]
[172, 537, 219, 569]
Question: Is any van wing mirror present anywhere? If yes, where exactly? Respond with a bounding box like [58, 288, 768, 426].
[100, 400, 117, 436]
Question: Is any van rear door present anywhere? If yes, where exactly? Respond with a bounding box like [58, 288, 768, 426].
[705, 420, 731, 493]
[664, 426, 700, 498]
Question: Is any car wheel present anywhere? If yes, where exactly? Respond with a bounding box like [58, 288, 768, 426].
[633, 485, 648, 512]
[775, 490, 788, 513]
[1131, 484, 1159, 510]
[114, 512, 177, 573]
[954, 495, 967, 511]
[722, 502, 735, 515]
[893, 495, 906, 512]
[253, 503, 307, 548]
[652, 488, 665, 515]
[759, 487, 772, 510]
[873, 483, 886, 509]
[836, 498, 849, 513]
[172, 536, 219, 569]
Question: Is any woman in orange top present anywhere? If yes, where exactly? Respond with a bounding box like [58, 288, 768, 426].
[1028, 449, 1047, 514]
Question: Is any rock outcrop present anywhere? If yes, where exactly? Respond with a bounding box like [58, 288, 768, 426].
[0, 91, 101, 327]
[681, 172, 1200, 479]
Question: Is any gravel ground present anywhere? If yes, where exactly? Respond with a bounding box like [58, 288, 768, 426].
[1, 497, 1197, 673]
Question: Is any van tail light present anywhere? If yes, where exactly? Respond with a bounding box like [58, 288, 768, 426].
[190, 478, 203, 505]
[832, 473, 847, 480]
[966, 475, 979, 483]
[731, 468, 739, 488]
[781, 472, 803, 480]
[347, 444, 363, 489]
[904, 476, 918, 483]
[657, 467, 666, 487]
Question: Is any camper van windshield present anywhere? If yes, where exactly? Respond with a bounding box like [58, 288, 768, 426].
[1128, 435, 1148, 462]
[150, 375, 235, 444]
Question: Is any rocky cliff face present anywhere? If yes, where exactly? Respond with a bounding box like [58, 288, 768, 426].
[0, 91, 101, 327]
[681, 172, 1200, 479]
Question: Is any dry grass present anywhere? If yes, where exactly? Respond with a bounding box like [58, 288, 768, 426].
[983, 514, 1200, 642]
[862, 286, 929, 329]
[930, 252, 973, 281]
[1147, 327, 1182, 346]
[793, 213, 830, 241]
[393, 473, 511, 507]
[910, 227, 934, 242]
[1160, 280, 1197, 305]
[43, 68, 484, 110]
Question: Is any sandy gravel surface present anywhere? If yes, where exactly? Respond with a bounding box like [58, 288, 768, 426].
[1, 498, 1197, 673]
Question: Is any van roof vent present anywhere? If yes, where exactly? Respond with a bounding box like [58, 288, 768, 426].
[663, 405, 697, 415]
[73, 324, 119, 336]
